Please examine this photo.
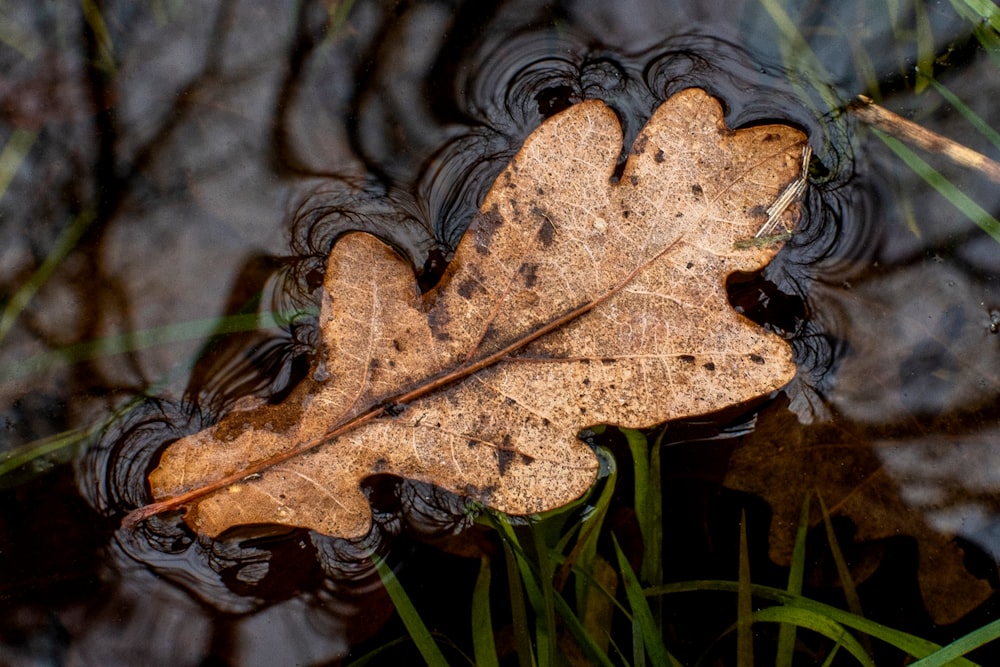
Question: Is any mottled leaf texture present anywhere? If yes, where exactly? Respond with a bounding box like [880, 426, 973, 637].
[131, 89, 808, 539]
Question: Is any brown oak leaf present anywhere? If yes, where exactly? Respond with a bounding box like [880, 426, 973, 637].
[128, 88, 808, 539]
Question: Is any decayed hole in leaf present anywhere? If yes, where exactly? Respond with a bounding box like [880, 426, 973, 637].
[128, 88, 808, 540]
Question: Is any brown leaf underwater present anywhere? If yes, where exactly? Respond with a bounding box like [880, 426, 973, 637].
[130, 88, 809, 539]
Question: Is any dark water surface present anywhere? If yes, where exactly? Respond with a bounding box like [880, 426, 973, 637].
[2, 1, 999, 664]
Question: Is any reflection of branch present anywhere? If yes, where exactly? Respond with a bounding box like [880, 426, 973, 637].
[848, 94, 1000, 186]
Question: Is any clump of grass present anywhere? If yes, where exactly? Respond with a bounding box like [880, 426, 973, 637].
[361, 431, 1000, 665]
[762, 0, 1000, 246]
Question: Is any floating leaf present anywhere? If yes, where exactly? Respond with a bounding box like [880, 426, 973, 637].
[128, 88, 808, 539]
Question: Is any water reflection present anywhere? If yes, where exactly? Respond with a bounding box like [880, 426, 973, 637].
[3, 0, 999, 663]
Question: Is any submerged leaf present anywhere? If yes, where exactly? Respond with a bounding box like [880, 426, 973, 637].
[131, 88, 808, 539]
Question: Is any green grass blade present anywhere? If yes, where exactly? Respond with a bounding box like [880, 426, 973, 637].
[817, 495, 864, 619]
[0, 428, 89, 479]
[820, 643, 843, 667]
[951, 0, 1000, 32]
[345, 636, 414, 666]
[909, 617, 1000, 666]
[472, 556, 500, 667]
[873, 130, 1000, 243]
[614, 536, 672, 667]
[914, 1, 935, 92]
[498, 521, 538, 667]
[647, 581, 981, 666]
[737, 512, 753, 667]
[926, 77, 1000, 151]
[0, 208, 96, 346]
[530, 523, 557, 667]
[776, 493, 811, 667]
[81, 0, 116, 72]
[623, 428, 662, 587]
[757, 0, 839, 110]
[567, 448, 617, 619]
[552, 589, 619, 667]
[752, 606, 875, 667]
[373, 556, 450, 667]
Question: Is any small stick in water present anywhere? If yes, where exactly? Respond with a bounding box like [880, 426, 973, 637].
[848, 94, 1000, 186]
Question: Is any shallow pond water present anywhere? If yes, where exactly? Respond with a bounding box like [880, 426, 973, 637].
[2, 1, 1000, 664]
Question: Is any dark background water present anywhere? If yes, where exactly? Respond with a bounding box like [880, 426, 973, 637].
[2, 1, 999, 664]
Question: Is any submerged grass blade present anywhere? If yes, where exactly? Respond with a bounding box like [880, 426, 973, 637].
[530, 522, 558, 667]
[776, 493, 811, 667]
[373, 556, 451, 667]
[926, 77, 1000, 151]
[0, 308, 314, 382]
[873, 130, 1000, 243]
[737, 512, 753, 667]
[552, 591, 619, 667]
[818, 494, 864, 620]
[0, 127, 36, 202]
[563, 448, 616, 619]
[0, 208, 95, 346]
[752, 606, 875, 667]
[648, 581, 981, 666]
[914, 0, 935, 92]
[614, 536, 671, 667]
[502, 538, 536, 667]
[757, 0, 839, 110]
[909, 617, 1000, 666]
[472, 556, 500, 667]
[493, 516, 542, 667]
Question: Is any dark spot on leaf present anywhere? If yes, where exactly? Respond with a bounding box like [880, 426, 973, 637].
[520, 454, 535, 465]
[622, 209, 630, 218]
[457, 279, 478, 299]
[691, 183, 703, 197]
[679, 354, 695, 363]
[536, 187, 544, 195]
[686, 262, 694, 269]
[504, 397, 516, 406]
[579, 406, 587, 414]
[373, 458, 389, 473]
[392, 339, 401, 351]
[369, 359, 379, 370]
[497, 437, 515, 475]
[748, 204, 767, 219]
[582, 377, 590, 385]
[762, 132, 780, 142]
[750, 354, 765, 364]
[384, 403, 406, 417]
[655, 149, 665, 163]
[467, 439, 478, 448]
[541, 417, 550, 426]
[474, 205, 503, 256]
[630, 175, 639, 186]
[427, 308, 451, 340]
[388, 360, 396, 367]
[519, 262, 538, 288]
[534, 209, 556, 247]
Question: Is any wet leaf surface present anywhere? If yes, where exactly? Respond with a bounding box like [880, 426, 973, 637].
[136, 89, 807, 539]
